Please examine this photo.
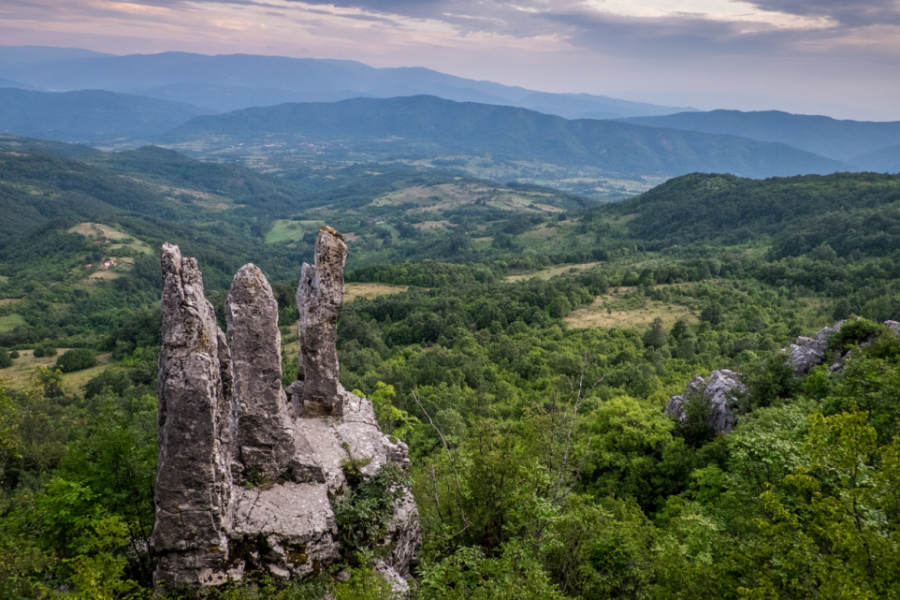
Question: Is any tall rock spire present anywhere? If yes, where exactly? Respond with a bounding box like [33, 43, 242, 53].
[296, 226, 347, 416]
[153, 243, 233, 590]
[226, 264, 295, 484]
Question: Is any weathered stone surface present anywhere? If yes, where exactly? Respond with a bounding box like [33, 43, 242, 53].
[226, 264, 295, 484]
[154, 229, 420, 594]
[665, 369, 746, 434]
[153, 243, 232, 590]
[296, 226, 347, 417]
[231, 483, 339, 579]
[885, 320, 900, 335]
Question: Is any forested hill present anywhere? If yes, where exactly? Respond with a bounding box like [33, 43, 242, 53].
[623, 109, 900, 163]
[595, 172, 900, 252]
[164, 95, 848, 179]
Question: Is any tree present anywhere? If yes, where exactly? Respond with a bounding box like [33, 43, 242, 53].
[700, 304, 724, 325]
[0, 349, 11, 369]
[55, 349, 97, 373]
[643, 318, 667, 349]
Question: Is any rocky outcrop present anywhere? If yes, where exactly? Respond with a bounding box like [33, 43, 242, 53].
[153, 228, 420, 594]
[664, 369, 746, 434]
[785, 321, 844, 377]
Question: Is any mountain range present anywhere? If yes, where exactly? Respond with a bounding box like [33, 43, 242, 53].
[163, 95, 847, 179]
[0, 46, 693, 119]
[624, 110, 900, 164]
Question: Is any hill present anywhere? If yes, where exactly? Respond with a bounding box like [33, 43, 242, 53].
[0, 47, 691, 119]
[0, 88, 213, 143]
[852, 144, 900, 173]
[165, 95, 849, 180]
[623, 109, 900, 163]
[598, 172, 900, 251]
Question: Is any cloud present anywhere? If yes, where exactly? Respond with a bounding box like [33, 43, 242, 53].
[743, 0, 900, 27]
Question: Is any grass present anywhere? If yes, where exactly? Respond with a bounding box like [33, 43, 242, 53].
[265, 220, 323, 244]
[371, 182, 564, 215]
[68, 222, 153, 255]
[0, 298, 23, 307]
[0, 275, 8, 285]
[0, 314, 26, 333]
[345, 283, 409, 304]
[566, 287, 698, 330]
[506, 262, 602, 282]
[0, 349, 113, 392]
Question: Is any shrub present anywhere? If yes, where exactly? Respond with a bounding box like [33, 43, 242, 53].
[55, 348, 97, 373]
[0, 348, 11, 368]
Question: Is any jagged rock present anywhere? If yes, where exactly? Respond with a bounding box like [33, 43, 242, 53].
[665, 369, 746, 434]
[154, 230, 420, 594]
[785, 321, 844, 376]
[153, 243, 233, 590]
[885, 320, 900, 335]
[226, 264, 295, 484]
[296, 226, 347, 417]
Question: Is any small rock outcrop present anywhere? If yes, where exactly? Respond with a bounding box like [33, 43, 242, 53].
[152, 228, 421, 594]
[664, 369, 746, 434]
[785, 321, 844, 377]
[666, 320, 900, 435]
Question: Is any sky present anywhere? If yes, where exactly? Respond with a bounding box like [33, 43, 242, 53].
[2, 0, 899, 120]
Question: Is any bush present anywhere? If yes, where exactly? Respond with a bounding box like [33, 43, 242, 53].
[33, 344, 57, 359]
[9, 350, 18, 359]
[55, 348, 97, 373]
[0, 348, 10, 368]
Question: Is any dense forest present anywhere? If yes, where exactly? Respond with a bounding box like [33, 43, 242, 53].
[2, 136, 900, 598]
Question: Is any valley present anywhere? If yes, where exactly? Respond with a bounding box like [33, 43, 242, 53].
[1, 42, 900, 600]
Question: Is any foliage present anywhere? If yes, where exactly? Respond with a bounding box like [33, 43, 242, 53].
[55, 348, 98, 373]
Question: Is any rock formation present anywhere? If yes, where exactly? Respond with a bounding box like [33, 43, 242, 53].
[152, 228, 420, 594]
[785, 321, 844, 377]
[664, 369, 745, 434]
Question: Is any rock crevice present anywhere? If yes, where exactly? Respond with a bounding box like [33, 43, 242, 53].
[153, 228, 420, 593]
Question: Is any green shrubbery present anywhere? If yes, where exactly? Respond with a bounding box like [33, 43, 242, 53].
[55, 348, 97, 373]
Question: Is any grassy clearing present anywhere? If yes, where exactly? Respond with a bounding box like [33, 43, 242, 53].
[68, 222, 152, 255]
[566, 287, 698, 330]
[371, 182, 563, 215]
[265, 220, 322, 244]
[0, 275, 8, 285]
[0, 350, 113, 392]
[345, 282, 409, 303]
[0, 314, 26, 333]
[506, 262, 602, 282]
[0, 298, 22, 307]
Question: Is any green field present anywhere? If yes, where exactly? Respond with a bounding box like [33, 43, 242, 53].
[265, 219, 323, 244]
[0, 314, 26, 333]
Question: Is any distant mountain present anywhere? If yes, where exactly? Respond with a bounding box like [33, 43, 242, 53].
[852, 145, 900, 173]
[165, 95, 848, 180]
[0, 45, 111, 70]
[0, 77, 43, 91]
[0, 88, 213, 142]
[623, 110, 900, 163]
[0, 47, 692, 119]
